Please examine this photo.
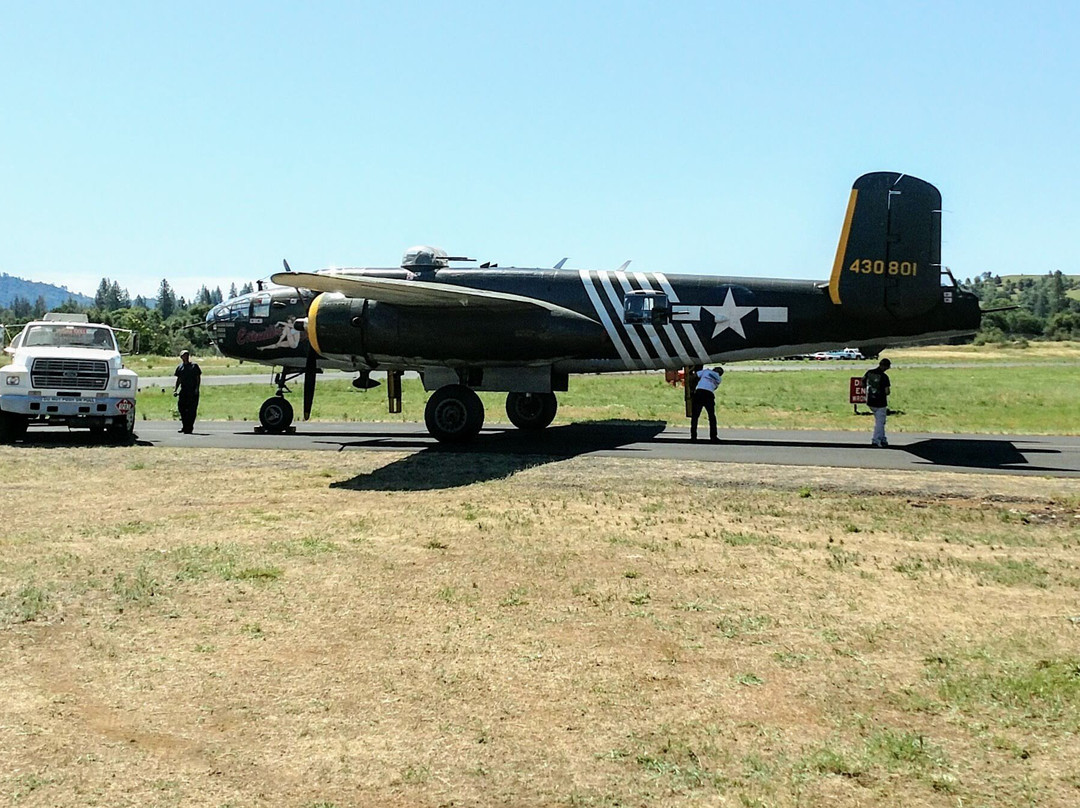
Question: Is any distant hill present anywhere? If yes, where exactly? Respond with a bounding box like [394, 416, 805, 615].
[0, 273, 94, 308]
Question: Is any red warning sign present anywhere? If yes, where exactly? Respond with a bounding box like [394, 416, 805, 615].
[849, 377, 866, 404]
[117, 398, 133, 414]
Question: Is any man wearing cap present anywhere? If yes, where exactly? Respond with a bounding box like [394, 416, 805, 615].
[863, 358, 892, 447]
[173, 350, 202, 434]
[690, 366, 724, 443]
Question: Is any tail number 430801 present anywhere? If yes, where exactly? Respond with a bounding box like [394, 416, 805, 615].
[849, 259, 918, 276]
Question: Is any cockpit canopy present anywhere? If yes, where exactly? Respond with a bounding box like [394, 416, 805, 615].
[207, 290, 307, 324]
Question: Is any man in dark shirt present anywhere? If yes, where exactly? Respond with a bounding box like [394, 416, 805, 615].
[173, 350, 202, 434]
[862, 358, 891, 447]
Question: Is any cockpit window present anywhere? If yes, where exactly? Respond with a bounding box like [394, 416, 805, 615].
[22, 324, 115, 349]
[250, 294, 272, 319]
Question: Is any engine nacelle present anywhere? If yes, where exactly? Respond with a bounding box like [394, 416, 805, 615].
[306, 293, 367, 358]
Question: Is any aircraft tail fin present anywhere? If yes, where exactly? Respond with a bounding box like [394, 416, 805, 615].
[828, 172, 943, 319]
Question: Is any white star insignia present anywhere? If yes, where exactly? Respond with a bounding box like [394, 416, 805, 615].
[704, 289, 756, 339]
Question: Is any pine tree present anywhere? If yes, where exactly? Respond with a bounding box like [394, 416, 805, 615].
[1050, 270, 1067, 316]
[228, 282, 238, 298]
[95, 278, 110, 310]
[12, 296, 32, 319]
[157, 279, 176, 318]
[105, 281, 123, 311]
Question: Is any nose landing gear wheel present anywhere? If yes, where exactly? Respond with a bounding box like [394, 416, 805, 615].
[259, 397, 294, 433]
[505, 391, 557, 430]
[425, 384, 485, 444]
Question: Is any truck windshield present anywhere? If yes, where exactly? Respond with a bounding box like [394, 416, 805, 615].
[22, 324, 115, 350]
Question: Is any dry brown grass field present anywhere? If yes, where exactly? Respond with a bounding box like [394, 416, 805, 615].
[2, 447, 1080, 807]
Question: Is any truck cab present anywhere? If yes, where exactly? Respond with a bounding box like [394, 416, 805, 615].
[0, 313, 139, 442]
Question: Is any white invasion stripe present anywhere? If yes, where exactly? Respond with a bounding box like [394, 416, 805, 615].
[599, 271, 651, 364]
[655, 272, 710, 362]
[619, 271, 676, 366]
[757, 307, 789, 323]
[654, 272, 679, 303]
[681, 323, 711, 364]
[614, 270, 635, 294]
[632, 272, 693, 366]
[663, 324, 696, 365]
[579, 269, 637, 368]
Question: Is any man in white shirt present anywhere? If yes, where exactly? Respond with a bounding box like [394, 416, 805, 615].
[691, 366, 723, 443]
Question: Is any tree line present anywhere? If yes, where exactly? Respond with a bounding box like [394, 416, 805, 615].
[1, 277, 253, 355]
[963, 270, 1080, 342]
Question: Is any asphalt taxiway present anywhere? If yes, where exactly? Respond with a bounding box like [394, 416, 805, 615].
[18, 420, 1079, 478]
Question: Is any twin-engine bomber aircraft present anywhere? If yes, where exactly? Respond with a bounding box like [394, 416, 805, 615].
[205, 172, 982, 443]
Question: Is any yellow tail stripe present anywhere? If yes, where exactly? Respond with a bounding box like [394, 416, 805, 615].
[828, 189, 859, 305]
[307, 293, 326, 356]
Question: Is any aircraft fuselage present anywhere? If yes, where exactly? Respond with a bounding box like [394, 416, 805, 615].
[204, 172, 984, 442]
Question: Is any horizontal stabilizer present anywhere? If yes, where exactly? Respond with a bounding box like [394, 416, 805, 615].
[270, 271, 597, 323]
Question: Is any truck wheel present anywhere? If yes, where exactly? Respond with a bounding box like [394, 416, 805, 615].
[505, 392, 558, 430]
[260, 397, 294, 433]
[0, 412, 28, 444]
[109, 409, 136, 441]
[425, 385, 484, 443]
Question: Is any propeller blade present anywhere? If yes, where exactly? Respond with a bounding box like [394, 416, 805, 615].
[303, 350, 317, 421]
[283, 259, 292, 273]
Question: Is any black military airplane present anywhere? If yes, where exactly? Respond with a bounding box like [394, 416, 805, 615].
[205, 172, 981, 442]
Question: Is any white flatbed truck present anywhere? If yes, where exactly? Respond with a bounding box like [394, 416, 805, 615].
[0, 313, 138, 443]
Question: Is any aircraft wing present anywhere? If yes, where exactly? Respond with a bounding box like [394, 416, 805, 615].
[270, 271, 597, 322]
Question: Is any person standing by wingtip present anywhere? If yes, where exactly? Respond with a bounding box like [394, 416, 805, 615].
[690, 365, 723, 443]
[863, 357, 891, 447]
[173, 349, 202, 434]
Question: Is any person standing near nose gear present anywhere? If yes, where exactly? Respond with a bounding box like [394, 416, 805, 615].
[690, 366, 723, 443]
[173, 350, 202, 434]
[863, 358, 891, 447]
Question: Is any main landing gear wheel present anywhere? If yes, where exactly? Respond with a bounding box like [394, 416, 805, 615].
[425, 384, 485, 444]
[505, 391, 557, 431]
[259, 396, 294, 433]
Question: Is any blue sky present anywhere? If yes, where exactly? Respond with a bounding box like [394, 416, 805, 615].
[2, 1, 1077, 299]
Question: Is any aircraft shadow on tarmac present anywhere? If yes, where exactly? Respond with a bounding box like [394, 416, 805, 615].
[901, 438, 1064, 473]
[653, 434, 1063, 473]
[330, 420, 667, 491]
